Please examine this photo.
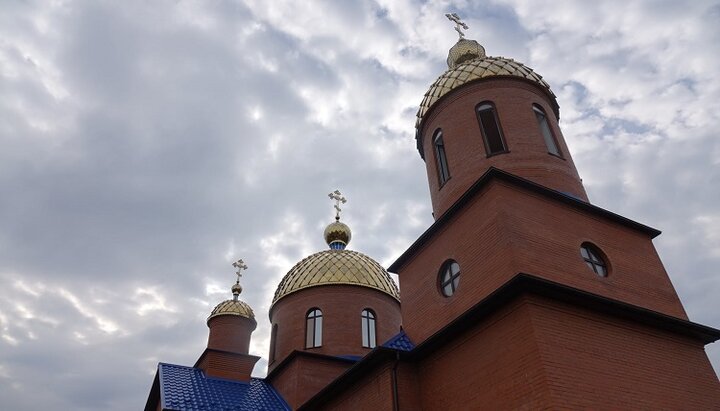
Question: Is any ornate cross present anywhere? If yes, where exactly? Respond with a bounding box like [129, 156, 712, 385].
[232, 259, 248, 283]
[446, 13, 468, 39]
[328, 189, 347, 221]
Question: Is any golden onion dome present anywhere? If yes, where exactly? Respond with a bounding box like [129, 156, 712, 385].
[207, 259, 255, 323]
[271, 249, 400, 307]
[207, 299, 255, 323]
[416, 38, 555, 156]
[324, 220, 352, 249]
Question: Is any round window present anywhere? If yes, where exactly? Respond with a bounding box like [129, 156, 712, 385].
[580, 243, 608, 277]
[439, 260, 461, 297]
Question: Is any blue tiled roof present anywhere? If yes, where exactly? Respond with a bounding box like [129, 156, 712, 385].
[382, 330, 415, 352]
[158, 363, 290, 411]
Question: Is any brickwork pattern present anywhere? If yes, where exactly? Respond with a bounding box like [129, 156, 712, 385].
[269, 284, 401, 373]
[420, 78, 587, 217]
[269, 354, 352, 410]
[207, 315, 255, 354]
[399, 180, 687, 345]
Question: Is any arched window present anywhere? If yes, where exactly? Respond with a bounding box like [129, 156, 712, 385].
[433, 129, 451, 185]
[580, 243, 608, 277]
[533, 104, 561, 156]
[439, 260, 461, 297]
[305, 308, 323, 348]
[270, 324, 278, 363]
[476, 102, 507, 156]
[361, 309, 376, 348]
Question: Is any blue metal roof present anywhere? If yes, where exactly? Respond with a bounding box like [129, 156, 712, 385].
[158, 363, 290, 411]
[381, 330, 415, 352]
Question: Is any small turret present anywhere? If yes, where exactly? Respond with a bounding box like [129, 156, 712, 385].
[195, 259, 259, 381]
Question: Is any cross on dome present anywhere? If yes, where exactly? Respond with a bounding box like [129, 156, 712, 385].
[328, 189, 347, 221]
[445, 12, 468, 39]
[231, 259, 248, 300]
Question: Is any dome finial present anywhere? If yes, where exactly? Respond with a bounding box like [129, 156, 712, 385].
[328, 189, 347, 221]
[445, 12, 468, 40]
[444, 13, 486, 69]
[325, 190, 351, 249]
[231, 259, 248, 301]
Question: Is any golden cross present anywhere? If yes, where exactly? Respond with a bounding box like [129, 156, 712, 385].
[232, 259, 247, 282]
[328, 189, 347, 221]
[446, 13, 468, 39]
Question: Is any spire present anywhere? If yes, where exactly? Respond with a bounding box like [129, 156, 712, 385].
[444, 13, 486, 69]
[325, 189, 352, 250]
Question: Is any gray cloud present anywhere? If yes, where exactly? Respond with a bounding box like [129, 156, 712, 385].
[0, 1, 718, 409]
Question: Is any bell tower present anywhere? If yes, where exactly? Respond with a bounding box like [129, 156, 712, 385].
[387, 15, 720, 409]
[416, 23, 587, 218]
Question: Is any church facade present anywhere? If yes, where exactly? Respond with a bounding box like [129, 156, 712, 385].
[145, 21, 720, 411]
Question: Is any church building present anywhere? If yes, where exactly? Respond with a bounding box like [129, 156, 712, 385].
[145, 15, 720, 410]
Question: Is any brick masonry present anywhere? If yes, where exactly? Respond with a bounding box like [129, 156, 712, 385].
[268, 284, 401, 373]
[419, 78, 588, 217]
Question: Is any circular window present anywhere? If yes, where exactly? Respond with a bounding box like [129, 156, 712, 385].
[439, 260, 461, 297]
[580, 243, 608, 277]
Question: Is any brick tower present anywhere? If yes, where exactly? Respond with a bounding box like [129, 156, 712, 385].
[266, 192, 402, 409]
[195, 259, 259, 382]
[381, 21, 720, 409]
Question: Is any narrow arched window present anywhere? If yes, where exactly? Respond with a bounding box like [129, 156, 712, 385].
[270, 324, 278, 363]
[433, 129, 451, 185]
[361, 309, 376, 348]
[476, 103, 507, 156]
[305, 308, 322, 348]
[533, 104, 561, 156]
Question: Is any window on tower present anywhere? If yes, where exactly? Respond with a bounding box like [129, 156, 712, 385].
[476, 102, 508, 156]
[439, 260, 461, 297]
[305, 308, 323, 348]
[580, 243, 609, 277]
[361, 309, 377, 348]
[270, 324, 278, 363]
[433, 129, 451, 185]
[533, 104, 562, 157]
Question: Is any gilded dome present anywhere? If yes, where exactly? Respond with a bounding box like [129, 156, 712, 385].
[271, 249, 400, 306]
[207, 299, 255, 323]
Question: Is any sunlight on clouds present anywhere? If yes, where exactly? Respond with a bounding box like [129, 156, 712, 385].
[248, 105, 263, 121]
[133, 287, 176, 317]
[13, 280, 40, 297]
[58, 288, 120, 334]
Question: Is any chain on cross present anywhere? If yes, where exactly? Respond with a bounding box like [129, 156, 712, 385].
[232, 259, 248, 283]
[328, 189, 347, 221]
[446, 13, 468, 39]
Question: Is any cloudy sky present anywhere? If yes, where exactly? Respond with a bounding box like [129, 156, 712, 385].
[1, 0, 719, 409]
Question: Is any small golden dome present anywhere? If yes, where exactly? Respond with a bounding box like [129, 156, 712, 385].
[271, 249, 400, 307]
[324, 221, 352, 248]
[208, 299, 255, 323]
[447, 38, 486, 69]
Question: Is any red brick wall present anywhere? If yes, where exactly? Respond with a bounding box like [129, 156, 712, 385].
[195, 350, 259, 382]
[417, 297, 551, 409]
[206, 315, 255, 354]
[526, 294, 720, 408]
[419, 78, 588, 217]
[268, 285, 401, 372]
[398, 180, 687, 345]
[311, 361, 423, 411]
[268, 354, 352, 410]
[313, 364, 395, 411]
